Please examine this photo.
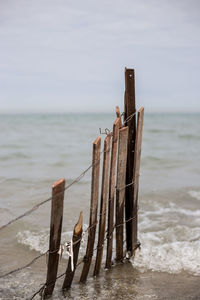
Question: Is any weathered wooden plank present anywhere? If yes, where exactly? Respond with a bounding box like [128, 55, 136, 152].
[132, 107, 144, 256]
[124, 68, 137, 254]
[93, 134, 111, 276]
[44, 178, 65, 297]
[62, 212, 83, 290]
[105, 118, 120, 269]
[80, 136, 101, 283]
[115, 106, 122, 128]
[116, 126, 129, 261]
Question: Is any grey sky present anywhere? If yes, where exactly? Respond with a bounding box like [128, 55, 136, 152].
[0, 0, 199, 113]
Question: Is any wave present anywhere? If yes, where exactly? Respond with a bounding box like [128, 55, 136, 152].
[133, 227, 200, 275]
[0, 152, 30, 160]
[17, 224, 89, 257]
[178, 134, 200, 140]
[141, 156, 186, 168]
[17, 223, 200, 276]
[188, 190, 200, 201]
[147, 129, 175, 134]
[142, 206, 200, 218]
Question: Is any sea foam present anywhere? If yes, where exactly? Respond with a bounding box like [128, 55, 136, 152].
[188, 190, 200, 201]
[133, 236, 200, 275]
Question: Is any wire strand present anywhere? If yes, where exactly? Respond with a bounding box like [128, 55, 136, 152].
[0, 111, 136, 232]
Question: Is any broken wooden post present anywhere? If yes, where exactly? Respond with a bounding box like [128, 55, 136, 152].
[116, 127, 129, 262]
[124, 68, 137, 254]
[44, 178, 65, 297]
[115, 106, 122, 128]
[132, 107, 144, 255]
[62, 212, 83, 290]
[105, 118, 120, 269]
[93, 134, 111, 276]
[80, 136, 101, 283]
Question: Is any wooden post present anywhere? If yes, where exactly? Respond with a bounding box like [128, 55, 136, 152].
[62, 212, 83, 290]
[105, 118, 120, 269]
[116, 127, 129, 261]
[93, 134, 111, 276]
[80, 137, 101, 283]
[115, 106, 122, 128]
[132, 107, 144, 255]
[124, 68, 137, 254]
[44, 178, 65, 297]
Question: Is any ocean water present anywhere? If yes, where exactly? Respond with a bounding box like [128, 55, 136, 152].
[0, 113, 200, 299]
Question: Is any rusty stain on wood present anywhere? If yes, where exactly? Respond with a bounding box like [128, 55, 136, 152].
[105, 118, 120, 269]
[80, 136, 101, 283]
[93, 134, 111, 276]
[44, 178, 65, 297]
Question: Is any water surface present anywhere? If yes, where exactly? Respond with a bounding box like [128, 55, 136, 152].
[0, 113, 200, 299]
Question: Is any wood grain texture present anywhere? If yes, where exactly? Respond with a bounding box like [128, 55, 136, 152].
[115, 106, 122, 128]
[62, 212, 83, 290]
[124, 68, 137, 253]
[93, 134, 111, 276]
[44, 178, 65, 297]
[132, 107, 144, 255]
[116, 126, 129, 261]
[80, 137, 101, 282]
[105, 118, 120, 269]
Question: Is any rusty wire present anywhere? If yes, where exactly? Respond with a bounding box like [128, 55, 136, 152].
[0, 210, 138, 280]
[29, 213, 140, 300]
[0, 111, 136, 232]
[0, 110, 139, 297]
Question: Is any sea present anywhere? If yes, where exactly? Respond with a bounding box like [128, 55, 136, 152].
[0, 112, 200, 300]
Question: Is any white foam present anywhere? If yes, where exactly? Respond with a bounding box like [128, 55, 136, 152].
[188, 190, 200, 201]
[142, 206, 200, 217]
[17, 224, 89, 256]
[17, 223, 200, 276]
[132, 226, 200, 275]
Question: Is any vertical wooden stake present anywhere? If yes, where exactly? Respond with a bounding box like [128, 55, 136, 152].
[115, 106, 122, 128]
[93, 134, 111, 276]
[132, 107, 144, 255]
[105, 118, 120, 269]
[80, 137, 101, 283]
[44, 178, 65, 297]
[62, 212, 83, 290]
[116, 127, 129, 261]
[124, 68, 137, 254]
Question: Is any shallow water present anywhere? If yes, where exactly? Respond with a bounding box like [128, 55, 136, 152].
[0, 113, 200, 299]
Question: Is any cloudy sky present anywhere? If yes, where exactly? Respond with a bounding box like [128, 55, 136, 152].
[0, 0, 199, 113]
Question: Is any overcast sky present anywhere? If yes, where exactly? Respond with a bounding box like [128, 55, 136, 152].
[0, 0, 199, 113]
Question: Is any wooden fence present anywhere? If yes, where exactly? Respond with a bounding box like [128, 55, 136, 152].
[43, 68, 144, 298]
